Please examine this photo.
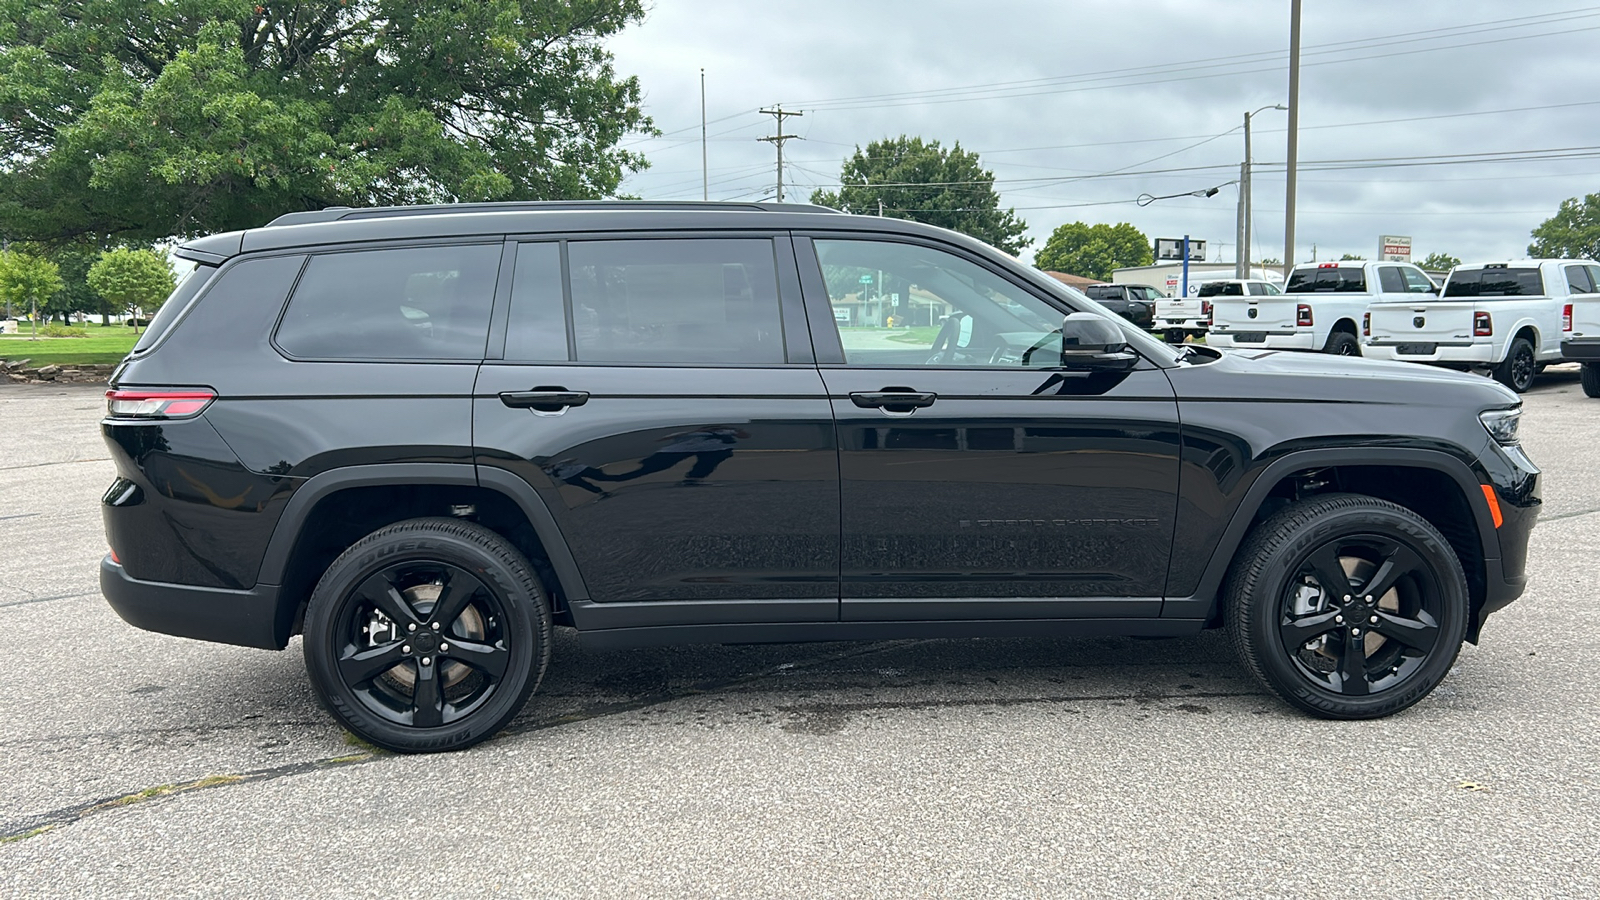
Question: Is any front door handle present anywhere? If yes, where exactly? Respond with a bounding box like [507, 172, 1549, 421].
[850, 388, 937, 414]
[499, 388, 590, 413]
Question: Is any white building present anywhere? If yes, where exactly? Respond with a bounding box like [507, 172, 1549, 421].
[1112, 262, 1284, 297]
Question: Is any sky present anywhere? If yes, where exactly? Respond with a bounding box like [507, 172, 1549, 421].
[606, 0, 1600, 267]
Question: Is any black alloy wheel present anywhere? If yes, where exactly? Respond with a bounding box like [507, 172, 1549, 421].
[1165, 329, 1187, 344]
[1226, 494, 1468, 718]
[1494, 338, 1536, 393]
[1323, 331, 1361, 357]
[303, 518, 550, 752]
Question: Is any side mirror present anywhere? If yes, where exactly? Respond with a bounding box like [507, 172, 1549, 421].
[1059, 313, 1139, 371]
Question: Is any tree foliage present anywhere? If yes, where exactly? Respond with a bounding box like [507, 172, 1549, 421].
[1339, 253, 1365, 261]
[1417, 252, 1461, 271]
[810, 136, 1030, 255]
[87, 248, 175, 316]
[0, 251, 63, 322]
[1033, 222, 1151, 281]
[0, 1, 654, 245]
[1529, 193, 1600, 259]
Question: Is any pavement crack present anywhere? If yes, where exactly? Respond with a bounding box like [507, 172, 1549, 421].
[0, 457, 111, 472]
[0, 591, 97, 610]
[1543, 506, 1600, 522]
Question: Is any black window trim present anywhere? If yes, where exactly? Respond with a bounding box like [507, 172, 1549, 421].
[270, 238, 506, 365]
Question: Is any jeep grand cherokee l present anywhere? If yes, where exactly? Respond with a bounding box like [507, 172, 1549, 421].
[100, 201, 1539, 752]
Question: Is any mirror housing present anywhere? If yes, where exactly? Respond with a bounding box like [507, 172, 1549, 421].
[1059, 313, 1139, 370]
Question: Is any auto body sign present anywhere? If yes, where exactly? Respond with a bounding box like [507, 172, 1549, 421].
[1379, 235, 1412, 262]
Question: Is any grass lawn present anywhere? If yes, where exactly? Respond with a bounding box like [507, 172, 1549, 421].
[0, 323, 139, 366]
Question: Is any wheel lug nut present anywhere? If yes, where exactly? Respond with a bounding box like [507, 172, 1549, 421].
[402, 645, 411, 653]
[1364, 595, 1373, 604]
[1335, 615, 1344, 624]
[440, 643, 449, 652]
[431, 622, 440, 630]
[1369, 615, 1378, 624]
[1343, 595, 1352, 603]
[421, 657, 431, 666]
[407, 623, 417, 632]
[1351, 628, 1361, 636]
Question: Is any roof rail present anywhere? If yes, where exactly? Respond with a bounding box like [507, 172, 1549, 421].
[265, 200, 840, 227]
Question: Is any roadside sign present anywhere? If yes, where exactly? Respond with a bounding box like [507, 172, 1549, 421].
[1379, 235, 1412, 262]
[1156, 238, 1206, 262]
[858, 274, 874, 283]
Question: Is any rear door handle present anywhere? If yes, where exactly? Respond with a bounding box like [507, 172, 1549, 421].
[499, 388, 590, 413]
[850, 389, 937, 414]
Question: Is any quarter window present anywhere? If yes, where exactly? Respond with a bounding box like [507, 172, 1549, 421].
[813, 239, 1070, 368]
[504, 242, 569, 361]
[567, 239, 785, 365]
[275, 244, 499, 360]
[1401, 267, 1436, 293]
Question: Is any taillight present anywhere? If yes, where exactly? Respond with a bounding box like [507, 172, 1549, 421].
[1473, 312, 1492, 337]
[1363, 312, 1370, 336]
[1297, 304, 1313, 327]
[1201, 300, 1212, 318]
[106, 388, 216, 419]
[1563, 304, 1573, 332]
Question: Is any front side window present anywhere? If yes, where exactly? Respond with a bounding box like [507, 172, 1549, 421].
[814, 239, 1075, 368]
[1377, 266, 1406, 293]
[275, 244, 499, 360]
[567, 239, 784, 365]
[1401, 267, 1436, 293]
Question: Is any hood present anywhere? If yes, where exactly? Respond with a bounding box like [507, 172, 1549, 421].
[1180, 347, 1518, 407]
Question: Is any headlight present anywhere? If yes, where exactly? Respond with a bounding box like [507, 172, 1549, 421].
[1479, 407, 1521, 445]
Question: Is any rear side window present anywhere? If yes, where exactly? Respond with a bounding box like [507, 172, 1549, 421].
[1565, 264, 1596, 294]
[1401, 267, 1436, 293]
[505, 242, 568, 361]
[1377, 267, 1405, 293]
[131, 261, 216, 355]
[567, 239, 784, 365]
[1443, 267, 1544, 298]
[275, 244, 499, 360]
[1198, 282, 1243, 297]
[1286, 267, 1367, 293]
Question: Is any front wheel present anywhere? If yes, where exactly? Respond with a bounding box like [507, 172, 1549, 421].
[1225, 494, 1469, 719]
[1323, 331, 1361, 356]
[1494, 337, 1536, 392]
[302, 517, 551, 752]
[1582, 362, 1600, 398]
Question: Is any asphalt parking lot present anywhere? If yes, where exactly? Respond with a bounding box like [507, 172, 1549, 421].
[2, 369, 1597, 898]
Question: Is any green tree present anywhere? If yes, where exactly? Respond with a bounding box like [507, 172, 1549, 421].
[1417, 252, 1461, 271]
[1032, 222, 1152, 281]
[1340, 253, 1365, 261]
[0, 251, 64, 339]
[0, 1, 654, 245]
[810, 136, 1030, 255]
[87, 248, 175, 331]
[1529, 193, 1600, 259]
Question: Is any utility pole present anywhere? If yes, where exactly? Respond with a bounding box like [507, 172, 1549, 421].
[1283, 0, 1302, 278]
[758, 106, 802, 202]
[700, 69, 708, 201]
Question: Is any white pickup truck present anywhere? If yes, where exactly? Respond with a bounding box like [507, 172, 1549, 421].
[1367, 259, 1598, 393]
[1210, 260, 1435, 355]
[1557, 261, 1600, 397]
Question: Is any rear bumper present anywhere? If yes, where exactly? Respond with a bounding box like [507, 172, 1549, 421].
[1152, 317, 1210, 332]
[100, 556, 287, 650]
[1365, 340, 1492, 364]
[1209, 329, 1316, 350]
[1562, 338, 1600, 361]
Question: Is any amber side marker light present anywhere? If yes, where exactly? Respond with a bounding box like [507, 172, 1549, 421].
[1480, 485, 1503, 529]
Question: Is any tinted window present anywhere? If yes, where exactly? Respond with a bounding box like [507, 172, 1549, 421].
[1286, 267, 1367, 293]
[815, 239, 1072, 368]
[1401, 267, 1436, 293]
[132, 261, 215, 354]
[1198, 282, 1243, 297]
[568, 239, 784, 365]
[505, 242, 568, 361]
[1589, 265, 1600, 292]
[1377, 266, 1405, 293]
[1443, 267, 1544, 298]
[276, 244, 499, 360]
[1565, 264, 1595, 294]
[1084, 285, 1124, 300]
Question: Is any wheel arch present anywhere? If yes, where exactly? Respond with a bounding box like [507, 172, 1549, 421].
[1175, 448, 1499, 638]
[258, 464, 587, 647]
[1329, 317, 1360, 335]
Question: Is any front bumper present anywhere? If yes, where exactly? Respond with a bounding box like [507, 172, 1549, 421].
[1562, 337, 1600, 361]
[101, 556, 288, 650]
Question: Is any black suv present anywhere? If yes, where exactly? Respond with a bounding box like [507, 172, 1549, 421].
[1081, 283, 1157, 328]
[100, 202, 1539, 752]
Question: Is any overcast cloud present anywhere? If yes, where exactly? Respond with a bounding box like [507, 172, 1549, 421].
[607, 0, 1600, 266]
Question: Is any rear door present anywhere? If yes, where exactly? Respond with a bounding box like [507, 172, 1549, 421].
[472, 235, 839, 619]
[795, 235, 1180, 620]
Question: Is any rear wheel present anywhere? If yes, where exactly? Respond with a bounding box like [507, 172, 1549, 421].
[1323, 331, 1361, 356]
[1494, 337, 1536, 392]
[1581, 362, 1600, 398]
[302, 517, 551, 752]
[1165, 329, 1186, 344]
[1225, 494, 1468, 719]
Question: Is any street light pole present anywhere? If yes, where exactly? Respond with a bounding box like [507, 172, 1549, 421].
[1284, 0, 1302, 279]
[1238, 104, 1286, 279]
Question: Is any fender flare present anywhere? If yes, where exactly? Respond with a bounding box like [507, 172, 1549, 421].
[1166, 446, 1498, 619]
[257, 461, 589, 600]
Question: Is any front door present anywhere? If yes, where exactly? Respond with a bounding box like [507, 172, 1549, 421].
[795, 236, 1181, 621]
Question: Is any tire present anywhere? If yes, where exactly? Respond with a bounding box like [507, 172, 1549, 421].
[1323, 330, 1361, 357]
[302, 517, 552, 753]
[1165, 329, 1186, 344]
[1582, 362, 1600, 398]
[1493, 337, 1536, 392]
[1224, 494, 1469, 719]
